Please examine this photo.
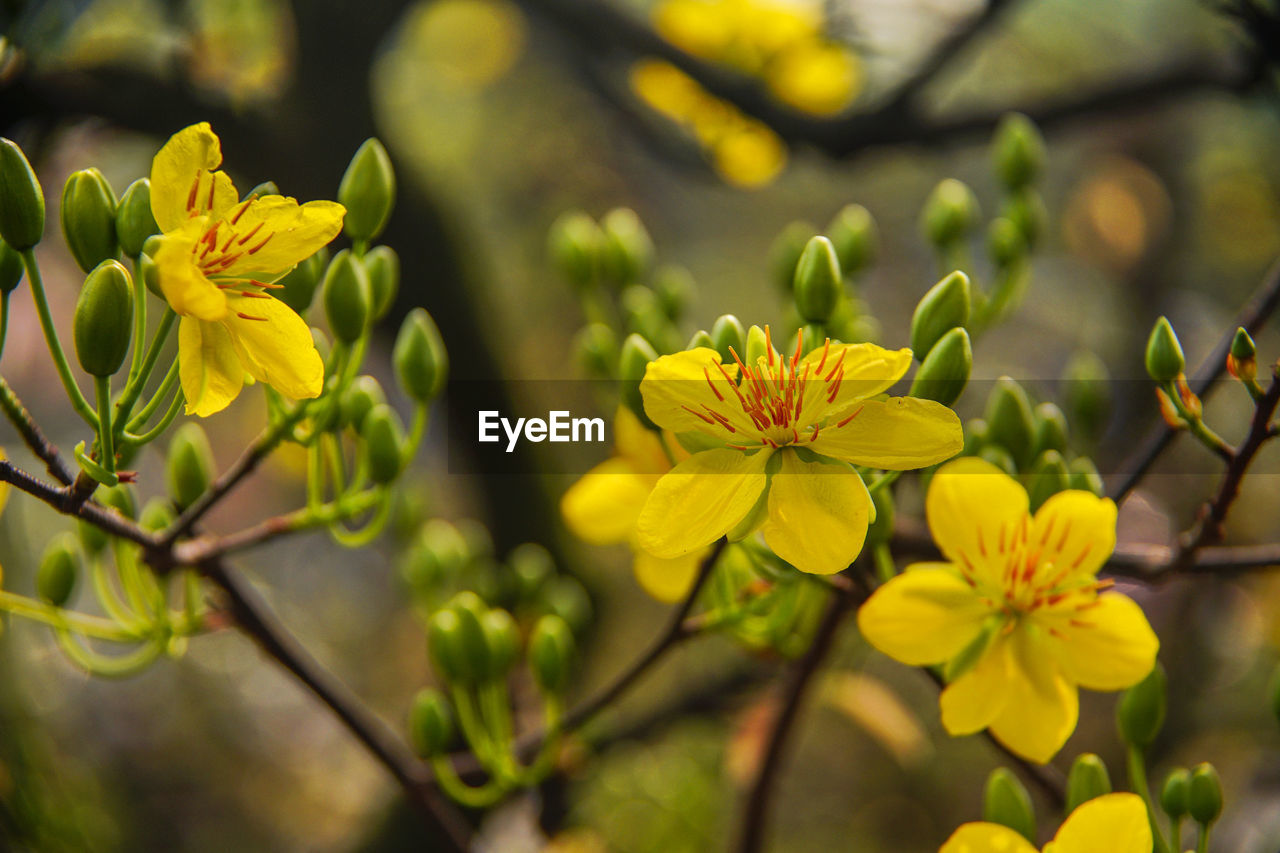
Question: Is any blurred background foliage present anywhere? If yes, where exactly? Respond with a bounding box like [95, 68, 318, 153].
[2, 0, 1280, 850]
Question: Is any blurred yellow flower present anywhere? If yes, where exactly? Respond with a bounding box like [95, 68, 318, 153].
[858, 458, 1159, 763]
[149, 123, 345, 416]
[635, 331, 961, 575]
[940, 792, 1151, 853]
[561, 407, 707, 602]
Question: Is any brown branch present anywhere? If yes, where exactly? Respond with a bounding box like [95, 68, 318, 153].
[0, 459, 157, 550]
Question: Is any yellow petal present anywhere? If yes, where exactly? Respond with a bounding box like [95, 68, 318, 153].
[926, 458, 1029, 585]
[760, 450, 870, 574]
[1048, 593, 1159, 691]
[561, 458, 654, 545]
[179, 316, 245, 417]
[941, 634, 1013, 735]
[1051, 793, 1151, 853]
[797, 342, 912, 425]
[1028, 490, 1117, 580]
[988, 628, 1079, 764]
[613, 405, 672, 474]
[223, 295, 324, 401]
[633, 547, 704, 603]
[635, 448, 769, 559]
[150, 123, 239, 233]
[217, 196, 346, 278]
[153, 230, 229, 321]
[939, 821, 1038, 853]
[806, 397, 962, 470]
[640, 348, 748, 437]
[856, 567, 990, 666]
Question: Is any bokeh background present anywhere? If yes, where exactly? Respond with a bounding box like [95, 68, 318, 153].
[2, 0, 1280, 850]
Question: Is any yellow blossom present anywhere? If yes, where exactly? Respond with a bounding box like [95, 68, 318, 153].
[149, 123, 345, 416]
[940, 792, 1151, 853]
[561, 407, 707, 602]
[635, 330, 962, 575]
[858, 458, 1159, 763]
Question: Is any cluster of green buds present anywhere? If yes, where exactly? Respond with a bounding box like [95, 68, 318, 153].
[412, 590, 575, 806]
[962, 376, 1104, 509]
[907, 270, 973, 407]
[1144, 316, 1247, 461]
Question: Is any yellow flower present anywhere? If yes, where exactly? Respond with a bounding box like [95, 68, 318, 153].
[149, 123, 345, 416]
[561, 407, 707, 602]
[634, 331, 962, 575]
[858, 458, 1160, 763]
[940, 792, 1151, 853]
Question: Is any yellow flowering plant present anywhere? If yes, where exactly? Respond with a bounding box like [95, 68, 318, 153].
[941, 793, 1152, 853]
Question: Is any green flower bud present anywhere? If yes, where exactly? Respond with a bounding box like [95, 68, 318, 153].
[983, 767, 1036, 843]
[311, 326, 332, 365]
[61, 168, 119, 273]
[275, 248, 329, 314]
[1117, 662, 1166, 748]
[827, 203, 877, 276]
[509, 542, 554, 600]
[1228, 326, 1257, 382]
[74, 260, 133, 377]
[1188, 763, 1223, 826]
[167, 422, 215, 511]
[0, 137, 45, 250]
[529, 613, 574, 694]
[482, 608, 519, 678]
[242, 181, 279, 201]
[686, 329, 714, 350]
[1066, 753, 1113, 813]
[138, 497, 175, 532]
[794, 323, 825, 356]
[1230, 326, 1256, 362]
[114, 178, 159, 258]
[1001, 189, 1047, 249]
[323, 250, 371, 343]
[542, 575, 592, 635]
[745, 325, 779, 368]
[408, 688, 453, 757]
[986, 217, 1026, 268]
[403, 519, 469, 590]
[910, 271, 970, 358]
[393, 308, 448, 403]
[909, 326, 971, 405]
[362, 403, 406, 485]
[619, 333, 658, 428]
[364, 245, 399, 321]
[0, 238, 24, 294]
[548, 211, 602, 291]
[1068, 456, 1104, 496]
[963, 418, 989, 456]
[100, 483, 137, 519]
[1063, 351, 1111, 443]
[793, 236, 843, 323]
[654, 264, 694, 320]
[1145, 317, 1185, 382]
[447, 591, 492, 683]
[1032, 402, 1069, 457]
[574, 322, 617, 377]
[985, 377, 1035, 469]
[979, 445, 1017, 476]
[866, 486, 895, 547]
[338, 138, 395, 242]
[621, 284, 669, 344]
[992, 113, 1046, 190]
[340, 375, 386, 431]
[1027, 449, 1069, 511]
[921, 179, 979, 247]
[710, 314, 746, 362]
[137, 251, 162, 299]
[1159, 767, 1191, 820]
[600, 207, 653, 285]
[37, 532, 81, 607]
[769, 220, 815, 292]
[78, 516, 109, 555]
[428, 609, 467, 683]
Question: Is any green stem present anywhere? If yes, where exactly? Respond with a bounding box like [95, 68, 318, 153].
[90, 556, 147, 633]
[0, 591, 138, 641]
[125, 356, 179, 431]
[53, 625, 165, 678]
[326, 488, 392, 547]
[1195, 821, 1210, 853]
[1169, 817, 1182, 853]
[1127, 745, 1171, 853]
[428, 755, 505, 808]
[451, 685, 498, 771]
[122, 384, 184, 445]
[115, 307, 176, 431]
[872, 543, 896, 583]
[865, 470, 900, 494]
[125, 254, 148, 390]
[94, 376, 116, 475]
[20, 249, 98, 426]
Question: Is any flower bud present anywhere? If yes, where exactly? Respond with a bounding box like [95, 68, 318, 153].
[792, 236, 843, 323]
[311, 326, 331, 365]
[910, 271, 970, 358]
[978, 445, 1017, 476]
[963, 418, 988, 456]
[548, 211, 602, 291]
[138, 248, 163, 298]
[364, 245, 399, 321]
[73, 260, 133, 377]
[61, 168, 119, 273]
[338, 138, 395, 242]
[865, 486, 895, 547]
[509, 542, 554, 601]
[1068, 456, 1104, 496]
[340, 375, 386, 431]
[0, 238, 23, 294]
[654, 264, 694, 320]
[114, 178, 159, 258]
[167, 422, 215, 511]
[243, 181, 279, 201]
[1032, 402, 1069, 457]
[769, 220, 816, 292]
[1003, 189, 1048, 249]
[710, 314, 746, 363]
[1027, 449, 1069, 511]
[542, 576, 592, 634]
[323, 250, 371, 343]
[529, 613, 574, 694]
[80, 484, 134, 553]
[275, 248, 329, 314]
[1188, 763, 1223, 826]
[1159, 767, 1191, 820]
[794, 323, 824, 357]
[428, 609, 467, 683]
[408, 688, 453, 757]
[745, 325, 778, 368]
[37, 532, 81, 607]
[139, 497, 175, 532]
[827, 203, 877, 276]
[909, 326, 971, 405]
[983, 767, 1036, 842]
[362, 403, 406, 485]
[574, 322, 617, 377]
[619, 333, 658, 428]
[621, 284, 672, 348]
[482, 608, 519, 678]
[1227, 326, 1257, 382]
[986, 217, 1026, 268]
[1063, 351, 1111, 443]
[1145, 317, 1185, 382]
[1117, 662, 1165, 748]
[985, 377, 1035, 469]
[1066, 753, 1113, 813]
[393, 307, 448, 403]
[0, 137, 45, 250]
[992, 113, 1045, 190]
[403, 519, 469, 590]
[600, 207, 653, 285]
[448, 592, 492, 683]
[686, 329, 714, 350]
[921, 179, 979, 247]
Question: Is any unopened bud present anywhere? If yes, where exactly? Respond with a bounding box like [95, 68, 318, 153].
[362, 403, 406, 485]
[921, 179, 979, 247]
[74, 260, 133, 377]
[619, 333, 658, 428]
[985, 377, 1035, 469]
[364, 245, 399, 321]
[1159, 767, 1191, 820]
[979, 445, 1017, 476]
[115, 178, 159, 257]
[827, 203, 877, 275]
[992, 113, 1046, 190]
[1027, 449, 1069, 511]
[482, 608, 519, 678]
[0, 137, 45, 250]
[529, 613, 574, 694]
[1176, 375, 1202, 419]
[61, 168, 118, 273]
[710, 314, 746, 363]
[1032, 402, 1069, 457]
[744, 325, 778, 368]
[323, 250, 371, 343]
[793, 236, 843, 323]
[1066, 753, 1113, 812]
[769, 220, 815, 292]
[338, 138, 395, 242]
[574, 322, 617, 377]
[548, 211, 602, 291]
[1117, 662, 1166, 748]
[1155, 387, 1185, 429]
[986, 217, 1026, 268]
[393, 307, 448, 403]
[983, 767, 1036, 842]
[654, 264, 694, 320]
[1063, 351, 1111, 443]
[963, 418, 988, 456]
[542, 576, 592, 635]
[408, 688, 453, 757]
[1227, 326, 1257, 382]
[340, 375, 386, 431]
[910, 271, 970, 358]
[167, 422, 215, 510]
[1001, 189, 1047, 249]
[686, 329, 714, 350]
[428, 609, 467, 683]
[509, 542, 554, 601]
[139, 497, 175, 532]
[1188, 763, 1223, 826]
[909, 326, 971, 405]
[1068, 456, 1104, 496]
[243, 181, 279, 201]
[600, 207, 653, 285]
[0, 238, 23, 294]
[37, 532, 81, 607]
[1145, 317, 1185, 382]
[621, 284, 671, 346]
[275, 247, 328, 314]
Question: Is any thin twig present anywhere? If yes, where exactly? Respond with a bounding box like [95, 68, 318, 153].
[0, 460, 156, 550]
